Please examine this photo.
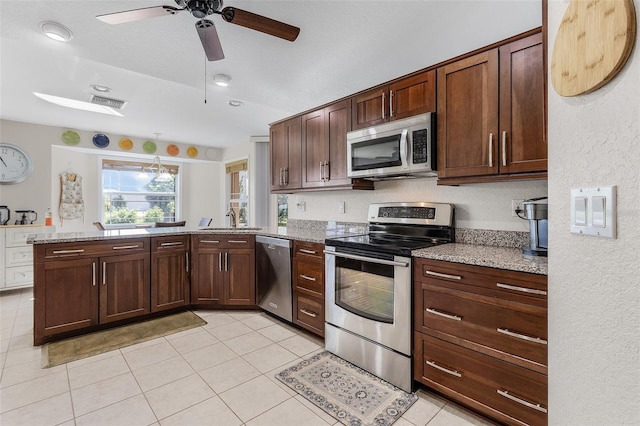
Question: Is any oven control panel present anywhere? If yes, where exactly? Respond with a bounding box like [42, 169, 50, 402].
[369, 202, 454, 227]
[379, 206, 435, 220]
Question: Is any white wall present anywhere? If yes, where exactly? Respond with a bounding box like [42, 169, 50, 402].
[547, 1, 640, 424]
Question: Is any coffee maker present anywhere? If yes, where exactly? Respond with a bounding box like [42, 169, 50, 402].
[520, 197, 548, 257]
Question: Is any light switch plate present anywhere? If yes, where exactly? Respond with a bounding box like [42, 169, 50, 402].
[570, 186, 617, 238]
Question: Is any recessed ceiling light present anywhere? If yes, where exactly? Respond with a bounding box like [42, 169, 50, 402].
[90, 84, 112, 93]
[33, 92, 123, 116]
[213, 74, 231, 87]
[228, 100, 243, 107]
[39, 21, 73, 42]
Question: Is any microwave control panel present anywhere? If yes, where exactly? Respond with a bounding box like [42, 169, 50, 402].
[412, 129, 428, 164]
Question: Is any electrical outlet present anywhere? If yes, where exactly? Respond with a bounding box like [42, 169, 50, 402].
[512, 199, 524, 217]
[296, 202, 306, 212]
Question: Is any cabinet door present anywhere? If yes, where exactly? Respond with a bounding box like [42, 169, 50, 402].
[191, 248, 224, 304]
[437, 50, 499, 178]
[351, 86, 388, 130]
[270, 116, 301, 192]
[325, 99, 352, 186]
[151, 248, 189, 312]
[499, 32, 547, 174]
[99, 252, 150, 324]
[389, 70, 436, 121]
[34, 257, 99, 339]
[225, 248, 255, 305]
[301, 108, 326, 188]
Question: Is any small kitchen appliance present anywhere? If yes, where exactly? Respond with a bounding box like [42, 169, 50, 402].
[0, 205, 9, 225]
[324, 202, 455, 392]
[519, 197, 548, 257]
[14, 210, 37, 225]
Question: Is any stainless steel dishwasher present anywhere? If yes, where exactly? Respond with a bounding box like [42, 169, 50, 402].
[256, 236, 293, 322]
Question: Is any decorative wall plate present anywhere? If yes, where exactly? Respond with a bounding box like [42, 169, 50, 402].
[143, 140, 157, 154]
[167, 144, 179, 156]
[61, 130, 80, 146]
[119, 137, 133, 150]
[92, 133, 110, 148]
[187, 146, 198, 158]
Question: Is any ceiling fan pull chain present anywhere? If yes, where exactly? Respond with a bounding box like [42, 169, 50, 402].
[204, 38, 207, 104]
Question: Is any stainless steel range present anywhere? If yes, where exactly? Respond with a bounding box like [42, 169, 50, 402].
[324, 202, 455, 392]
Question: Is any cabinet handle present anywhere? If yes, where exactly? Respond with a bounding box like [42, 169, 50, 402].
[201, 240, 220, 244]
[497, 328, 547, 345]
[501, 131, 507, 167]
[92, 262, 96, 286]
[389, 89, 394, 117]
[425, 270, 461, 280]
[160, 242, 183, 247]
[497, 390, 547, 414]
[299, 249, 317, 255]
[300, 274, 316, 281]
[319, 161, 324, 181]
[300, 308, 318, 318]
[381, 92, 385, 119]
[497, 282, 547, 296]
[426, 308, 462, 321]
[425, 360, 462, 378]
[284, 167, 289, 185]
[52, 249, 84, 254]
[225, 252, 228, 271]
[488, 133, 494, 167]
[185, 252, 189, 272]
[228, 240, 247, 244]
[218, 252, 222, 272]
[102, 261, 106, 285]
[112, 244, 139, 250]
[324, 161, 329, 181]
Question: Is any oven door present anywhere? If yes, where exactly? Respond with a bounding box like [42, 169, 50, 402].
[324, 246, 411, 355]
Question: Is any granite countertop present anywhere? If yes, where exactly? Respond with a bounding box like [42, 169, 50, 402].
[412, 243, 548, 275]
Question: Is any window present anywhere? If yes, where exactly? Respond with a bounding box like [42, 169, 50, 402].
[277, 194, 288, 227]
[226, 159, 248, 227]
[101, 158, 179, 226]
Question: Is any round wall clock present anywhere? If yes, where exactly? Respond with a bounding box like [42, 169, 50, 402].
[0, 143, 33, 184]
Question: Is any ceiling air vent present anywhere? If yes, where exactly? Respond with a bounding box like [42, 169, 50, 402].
[90, 94, 128, 110]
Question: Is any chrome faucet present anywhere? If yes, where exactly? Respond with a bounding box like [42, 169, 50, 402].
[226, 205, 237, 228]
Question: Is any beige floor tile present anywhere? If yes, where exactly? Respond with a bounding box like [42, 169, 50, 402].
[426, 404, 496, 426]
[132, 356, 195, 392]
[218, 375, 291, 423]
[198, 357, 261, 394]
[68, 354, 130, 389]
[227, 310, 262, 321]
[393, 417, 418, 426]
[2, 345, 41, 369]
[246, 397, 329, 426]
[123, 341, 180, 371]
[199, 312, 236, 328]
[294, 394, 338, 425]
[167, 329, 219, 355]
[224, 331, 273, 356]
[257, 323, 298, 342]
[163, 325, 204, 341]
[242, 343, 298, 373]
[159, 396, 242, 426]
[205, 321, 253, 341]
[0, 370, 69, 413]
[0, 360, 66, 389]
[279, 334, 323, 357]
[6, 333, 33, 352]
[145, 374, 215, 420]
[242, 314, 278, 330]
[402, 390, 446, 426]
[71, 372, 141, 417]
[0, 338, 10, 354]
[74, 394, 157, 426]
[182, 342, 237, 371]
[0, 392, 73, 426]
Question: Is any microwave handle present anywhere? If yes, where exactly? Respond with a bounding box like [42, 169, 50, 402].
[400, 129, 409, 168]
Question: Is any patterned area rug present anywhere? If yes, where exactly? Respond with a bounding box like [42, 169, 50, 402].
[276, 351, 417, 426]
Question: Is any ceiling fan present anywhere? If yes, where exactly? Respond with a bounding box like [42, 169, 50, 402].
[96, 0, 300, 61]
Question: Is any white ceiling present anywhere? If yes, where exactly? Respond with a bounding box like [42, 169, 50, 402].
[0, 1, 541, 148]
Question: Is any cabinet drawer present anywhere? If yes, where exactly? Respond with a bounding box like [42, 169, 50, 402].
[41, 238, 149, 260]
[293, 293, 324, 337]
[152, 235, 190, 252]
[293, 259, 324, 297]
[193, 234, 254, 249]
[6, 246, 33, 266]
[417, 282, 547, 367]
[6, 226, 45, 247]
[415, 259, 547, 307]
[415, 333, 547, 426]
[6, 265, 33, 287]
[293, 241, 324, 262]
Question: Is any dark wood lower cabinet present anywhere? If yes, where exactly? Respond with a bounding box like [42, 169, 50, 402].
[100, 252, 150, 324]
[292, 241, 325, 337]
[151, 235, 190, 312]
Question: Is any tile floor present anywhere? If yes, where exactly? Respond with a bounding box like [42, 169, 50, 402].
[0, 288, 495, 426]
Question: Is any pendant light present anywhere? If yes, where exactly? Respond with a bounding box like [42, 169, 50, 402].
[148, 133, 172, 181]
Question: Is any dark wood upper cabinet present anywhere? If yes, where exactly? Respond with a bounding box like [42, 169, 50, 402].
[437, 31, 546, 183]
[351, 70, 436, 130]
[270, 116, 302, 192]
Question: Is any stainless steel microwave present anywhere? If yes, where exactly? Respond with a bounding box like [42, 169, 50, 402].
[346, 112, 436, 180]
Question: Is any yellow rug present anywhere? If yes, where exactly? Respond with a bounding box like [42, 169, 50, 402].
[42, 311, 207, 368]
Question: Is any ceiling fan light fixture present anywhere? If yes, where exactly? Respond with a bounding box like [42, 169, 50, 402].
[39, 21, 73, 42]
[213, 74, 231, 87]
[90, 84, 112, 93]
[228, 100, 242, 107]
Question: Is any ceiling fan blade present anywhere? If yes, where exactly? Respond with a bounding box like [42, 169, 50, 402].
[220, 7, 300, 42]
[196, 20, 225, 61]
[96, 6, 182, 25]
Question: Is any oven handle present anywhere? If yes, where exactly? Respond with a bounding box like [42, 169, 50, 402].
[323, 250, 409, 268]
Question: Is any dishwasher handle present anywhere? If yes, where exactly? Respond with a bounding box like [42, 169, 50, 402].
[256, 235, 292, 248]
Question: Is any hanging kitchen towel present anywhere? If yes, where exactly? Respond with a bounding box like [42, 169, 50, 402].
[59, 172, 84, 224]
